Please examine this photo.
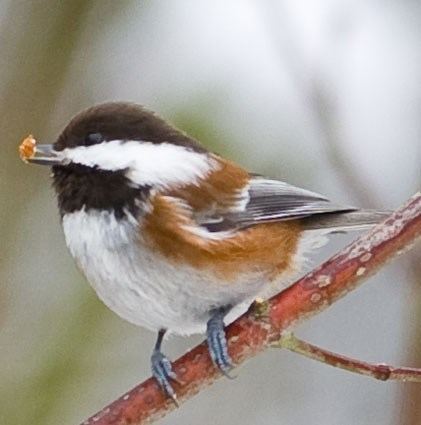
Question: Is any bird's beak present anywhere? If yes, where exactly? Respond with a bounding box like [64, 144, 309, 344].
[27, 144, 63, 166]
[19, 135, 64, 166]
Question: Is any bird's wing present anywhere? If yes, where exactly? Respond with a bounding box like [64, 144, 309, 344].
[198, 176, 354, 232]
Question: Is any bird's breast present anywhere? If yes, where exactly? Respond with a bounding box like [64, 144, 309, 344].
[61, 209, 272, 334]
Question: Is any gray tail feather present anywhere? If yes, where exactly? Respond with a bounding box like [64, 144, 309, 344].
[302, 210, 391, 232]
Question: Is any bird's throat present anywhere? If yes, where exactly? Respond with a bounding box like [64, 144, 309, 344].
[52, 163, 150, 219]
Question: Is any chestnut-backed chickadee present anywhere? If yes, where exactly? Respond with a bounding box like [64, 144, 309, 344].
[22, 102, 388, 401]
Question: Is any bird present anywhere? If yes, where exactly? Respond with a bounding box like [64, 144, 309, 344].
[21, 101, 388, 401]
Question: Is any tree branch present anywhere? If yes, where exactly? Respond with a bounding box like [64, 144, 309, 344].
[274, 332, 421, 382]
[81, 193, 421, 425]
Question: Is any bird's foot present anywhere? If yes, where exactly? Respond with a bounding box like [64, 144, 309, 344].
[206, 307, 234, 378]
[151, 349, 179, 405]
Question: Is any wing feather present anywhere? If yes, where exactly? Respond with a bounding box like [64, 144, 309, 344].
[201, 176, 354, 231]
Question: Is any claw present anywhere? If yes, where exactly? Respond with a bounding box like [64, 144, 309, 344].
[206, 307, 235, 377]
[151, 349, 178, 405]
[151, 329, 179, 405]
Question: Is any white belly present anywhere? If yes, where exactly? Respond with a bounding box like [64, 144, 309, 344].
[62, 210, 270, 335]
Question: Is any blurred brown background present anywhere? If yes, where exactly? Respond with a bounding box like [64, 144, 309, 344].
[0, 1, 420, 424]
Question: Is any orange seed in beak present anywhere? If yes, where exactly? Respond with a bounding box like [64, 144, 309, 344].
[19, 134, 37, 163]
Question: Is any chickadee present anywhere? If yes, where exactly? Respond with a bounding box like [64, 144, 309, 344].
[23, 102, 387, 400]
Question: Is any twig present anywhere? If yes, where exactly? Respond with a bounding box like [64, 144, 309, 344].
[274, 332, 421, 382]
[81, 193, 421, 425]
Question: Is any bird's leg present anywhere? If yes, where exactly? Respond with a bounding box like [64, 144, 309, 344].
[206, 305, 234, 377]
[151, 328, 178, 404]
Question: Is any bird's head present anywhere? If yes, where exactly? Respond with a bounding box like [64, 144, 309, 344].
[24, 102, 215, 217]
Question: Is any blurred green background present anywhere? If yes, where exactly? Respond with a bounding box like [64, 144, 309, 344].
[0, 1, 420, 424]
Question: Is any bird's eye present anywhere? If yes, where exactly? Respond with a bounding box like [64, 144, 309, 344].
[85, 133, 103, 146]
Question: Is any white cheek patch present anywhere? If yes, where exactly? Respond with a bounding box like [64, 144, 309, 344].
[61, 140, 218, 188]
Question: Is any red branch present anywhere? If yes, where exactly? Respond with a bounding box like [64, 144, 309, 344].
[81, 193, 421, 425]
[275, 333, 421, 382]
